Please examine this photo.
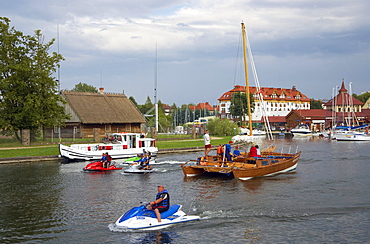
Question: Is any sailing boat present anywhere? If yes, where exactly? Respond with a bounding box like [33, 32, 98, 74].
[231, 24, 272, 143]
[181, 23, 301, 180]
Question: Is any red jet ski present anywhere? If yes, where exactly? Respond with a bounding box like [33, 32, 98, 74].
[83, 161, 122, 172]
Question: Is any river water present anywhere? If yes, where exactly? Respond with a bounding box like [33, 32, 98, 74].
[1, 137, 369, 243]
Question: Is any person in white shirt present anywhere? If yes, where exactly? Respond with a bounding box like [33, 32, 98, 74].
[203, 130, 211, 157]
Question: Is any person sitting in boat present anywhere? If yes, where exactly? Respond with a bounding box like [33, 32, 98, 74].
[233, 146, 241, 158]
[255, 145, 261, 156]
[148, 185, 170, 222]
[249, 145, 261, 158]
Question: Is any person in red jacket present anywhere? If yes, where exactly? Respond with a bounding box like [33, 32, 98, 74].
[249, 145, 261, 157]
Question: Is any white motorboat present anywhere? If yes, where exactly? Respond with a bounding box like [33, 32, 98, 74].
[112, 203, 200, 231]
[59, 132, 157, 161]
[290, 124, 312, 136]
[334, 125, 370, 141]
[335, 131, 370, 141]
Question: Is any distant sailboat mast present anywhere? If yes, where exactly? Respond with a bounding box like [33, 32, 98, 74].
[154, 44, 159, 132]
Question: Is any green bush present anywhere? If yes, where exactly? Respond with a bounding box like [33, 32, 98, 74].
[206, 118, 240, 136]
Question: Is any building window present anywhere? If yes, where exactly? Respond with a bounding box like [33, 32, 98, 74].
[125, 124, 131, 132]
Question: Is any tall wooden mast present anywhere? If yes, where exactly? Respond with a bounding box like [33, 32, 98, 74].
[241, 22, 253, 135]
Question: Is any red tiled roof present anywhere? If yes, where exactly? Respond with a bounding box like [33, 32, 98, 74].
[286, 109, 370, 119]
[324, 82, 363, 106]
[190, 102, 214, 111]
[356, 109, 370, 117]
[218, 85, 310, 102]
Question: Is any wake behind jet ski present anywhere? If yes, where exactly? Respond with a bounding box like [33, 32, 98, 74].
[124, 163, 154, 174]
[124, 153, 153, 174]
[113, 202, 200, 231]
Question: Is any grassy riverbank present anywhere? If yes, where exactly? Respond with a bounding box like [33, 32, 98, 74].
[0, 136, 232, 158]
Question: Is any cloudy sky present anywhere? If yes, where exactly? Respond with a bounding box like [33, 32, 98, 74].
[2, 0, 369, 105]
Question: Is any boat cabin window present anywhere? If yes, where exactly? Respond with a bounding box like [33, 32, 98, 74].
[261, 160, 269, 166]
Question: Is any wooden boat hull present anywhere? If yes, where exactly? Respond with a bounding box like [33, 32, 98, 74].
[233, 152, 300, 180]
[181, 151, 301, 180]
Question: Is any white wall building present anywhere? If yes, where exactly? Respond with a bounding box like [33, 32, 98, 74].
[218, 85, 311, 122]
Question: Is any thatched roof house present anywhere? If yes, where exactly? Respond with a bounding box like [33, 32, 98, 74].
[56, 90, 146, 139]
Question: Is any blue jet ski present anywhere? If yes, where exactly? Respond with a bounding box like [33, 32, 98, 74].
[113, 202, 200, 230]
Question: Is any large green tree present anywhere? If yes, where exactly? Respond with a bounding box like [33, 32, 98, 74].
[0, 17, 69, 142]
[229, 91, 254, 125]
[70, 82, 98, 93]
[310, 98, 323, 109]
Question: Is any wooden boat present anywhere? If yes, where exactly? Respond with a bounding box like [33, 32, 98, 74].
[181, 149, 300, 180]
[181, 23, 302, 180]
[59, 132, 158, 161]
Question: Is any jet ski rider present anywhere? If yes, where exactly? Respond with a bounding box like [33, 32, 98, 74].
[148, 185, 170, 222]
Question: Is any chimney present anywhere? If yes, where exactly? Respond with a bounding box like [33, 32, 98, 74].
[99, 87, 104, 94]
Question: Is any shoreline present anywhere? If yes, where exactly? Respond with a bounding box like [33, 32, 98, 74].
[0, 146, 207, 164]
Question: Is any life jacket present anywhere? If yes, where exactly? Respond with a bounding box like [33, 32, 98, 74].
[249, 147, 258, 157]
[217, 145, 224, 155]
[107, 155, 112, 162]
[155, 190, 170, 209]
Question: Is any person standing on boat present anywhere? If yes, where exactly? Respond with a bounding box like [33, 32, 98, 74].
[224, 141, 233, 161]
[148, 185, 170, 222]
[204, 130, 211, 157]
[217, 144, 224, 160]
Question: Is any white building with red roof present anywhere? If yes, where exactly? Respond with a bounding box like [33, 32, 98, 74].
[218, 85, 310, 122]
